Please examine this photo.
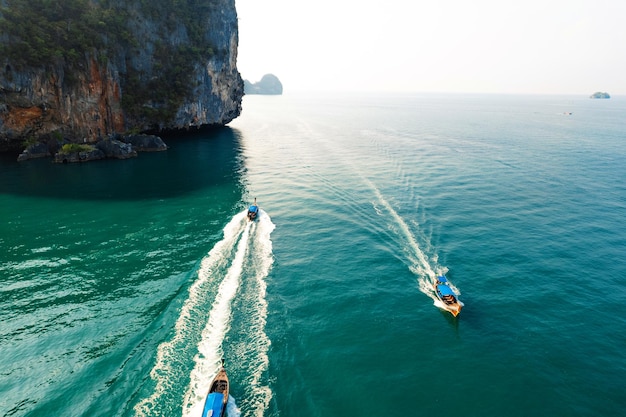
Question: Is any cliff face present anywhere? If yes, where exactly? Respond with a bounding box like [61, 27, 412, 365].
[1, 58, 125, 149]
[0, 0, 243, 152]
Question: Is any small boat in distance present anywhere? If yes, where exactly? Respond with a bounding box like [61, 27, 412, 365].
[247, 198, 259, 221]
[434, 276, 463, 317]
[201, 362, 229, 417]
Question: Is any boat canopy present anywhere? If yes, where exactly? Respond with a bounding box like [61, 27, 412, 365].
[437, 276, 448, 283]
[248, 205, 258, 213]
[437, 284, 456, 297]
[202, 392, 225, 417]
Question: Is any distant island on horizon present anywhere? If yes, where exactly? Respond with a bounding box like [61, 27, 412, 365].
[244, 74, 283, 95]
[590, 91, 610, 99]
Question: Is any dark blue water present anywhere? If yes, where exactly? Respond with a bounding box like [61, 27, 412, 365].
[1, 93, 625, 417]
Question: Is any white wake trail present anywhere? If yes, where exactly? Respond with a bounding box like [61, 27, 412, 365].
[240, 210, 275, 417]
[134, 211, 247, 417]
[335, 142, 446, 300]
[367, 180, 447, 299]
[182, 219, 252, 417]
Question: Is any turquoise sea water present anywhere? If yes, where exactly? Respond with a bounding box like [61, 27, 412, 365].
[1, 93, 625, 417]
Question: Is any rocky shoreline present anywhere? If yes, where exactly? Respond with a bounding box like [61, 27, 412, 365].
[17, 133, 167, 164]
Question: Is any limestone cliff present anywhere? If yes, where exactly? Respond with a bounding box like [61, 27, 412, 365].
[244, 74, 283, 95]
[0, 0, 243, 152]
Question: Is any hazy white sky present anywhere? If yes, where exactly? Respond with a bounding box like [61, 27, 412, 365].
[236, 0, 626, 94]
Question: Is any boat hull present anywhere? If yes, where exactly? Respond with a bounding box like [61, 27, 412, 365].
[437, 301, 461, 317]
[202, 367, 229, 417]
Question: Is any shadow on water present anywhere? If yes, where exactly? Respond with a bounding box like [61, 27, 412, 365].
[438, 308, 460, 332]
[0, 127, 245, 201]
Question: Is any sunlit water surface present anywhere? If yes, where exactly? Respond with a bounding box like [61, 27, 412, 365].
[1, 93, 625, 417]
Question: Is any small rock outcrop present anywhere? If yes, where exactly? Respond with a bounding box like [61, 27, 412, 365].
[16, 133, 168, 163]
[96, 138, 138, 159]
[244, 74, 283, 95]
[122, 134, 168, 152]
[17, 142, 52, 162]
[54, 146, 106, 164]
[590, 92, 610, 99]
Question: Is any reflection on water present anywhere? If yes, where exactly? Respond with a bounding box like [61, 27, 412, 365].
[0, 127, 244, 201]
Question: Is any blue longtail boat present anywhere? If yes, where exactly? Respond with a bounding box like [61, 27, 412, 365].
[247, 198, 259, 221]
[434, 276, 463, 317]
[201, 362, 229, 417]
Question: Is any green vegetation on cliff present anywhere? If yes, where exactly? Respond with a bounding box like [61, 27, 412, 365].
[59, 143, 94, 154]
[0, 0, 219, 123]
[0, 0, 130, 68]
